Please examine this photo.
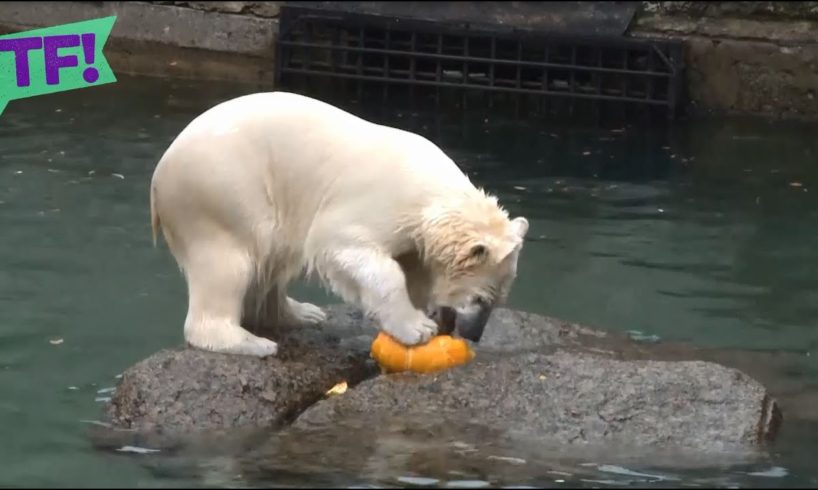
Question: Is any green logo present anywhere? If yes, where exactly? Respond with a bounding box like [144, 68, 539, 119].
[0, 16, 117, 117]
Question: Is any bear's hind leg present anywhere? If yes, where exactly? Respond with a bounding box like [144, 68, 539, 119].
[243, 283, 326, 331]
[261, 285, 326, 327]
[183, 242, 279, 357]
[280, 295, 327, 326]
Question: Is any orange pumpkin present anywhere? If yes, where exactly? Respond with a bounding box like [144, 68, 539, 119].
[370, 331, 476, 374]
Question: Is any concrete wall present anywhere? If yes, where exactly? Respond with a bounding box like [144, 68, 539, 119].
[0, 1, 282, 84]
[630, 2, 818, 120]
[1, 1, 817, 120]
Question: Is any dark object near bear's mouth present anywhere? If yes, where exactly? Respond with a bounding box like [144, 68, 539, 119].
[432, 304, 491, 342]
[432, 306, 457, 335]
[454, 302, 492, 342]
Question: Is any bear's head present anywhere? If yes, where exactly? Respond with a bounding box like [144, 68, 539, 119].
[416, 191, 530, 342]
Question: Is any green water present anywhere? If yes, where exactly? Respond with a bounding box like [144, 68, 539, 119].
[1, 75, 818, 487]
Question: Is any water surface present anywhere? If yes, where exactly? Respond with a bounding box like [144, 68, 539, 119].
[1, 75, 818, 487]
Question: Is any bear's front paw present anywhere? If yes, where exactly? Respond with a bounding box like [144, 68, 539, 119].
[385, 311, 439, 346]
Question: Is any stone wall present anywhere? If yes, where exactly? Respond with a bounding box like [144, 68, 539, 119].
[149, 1, 282, 18]
[630, 2, 818, 120]
[640, 2, 818, 21]
[0, 1, 816, 119]
[0, 1, 282, 84]
[150, 1, 818, 120]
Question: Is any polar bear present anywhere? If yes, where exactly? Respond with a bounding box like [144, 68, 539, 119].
[149, 92, 529, 358]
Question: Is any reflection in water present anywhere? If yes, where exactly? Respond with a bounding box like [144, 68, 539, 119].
[95, 415, 797, 488]
[1, 75, 818, 487]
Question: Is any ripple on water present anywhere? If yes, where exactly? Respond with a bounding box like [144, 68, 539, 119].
[397, 476, 440, 486]
[596, 464, 680, 482]
[747, 466, 789, 478]
[444, 480, 492, 489]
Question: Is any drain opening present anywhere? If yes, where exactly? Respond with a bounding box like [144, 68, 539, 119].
[275, 5, 686, 125]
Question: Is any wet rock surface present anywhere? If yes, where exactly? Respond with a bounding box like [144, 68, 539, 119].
[102, 303, 782, 459]
[105, 305, 379, 436]
[234, 409, 774, 488]
[294, 350, 779, 453]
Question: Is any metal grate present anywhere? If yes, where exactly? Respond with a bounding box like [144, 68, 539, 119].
[275, 5, 686, 122]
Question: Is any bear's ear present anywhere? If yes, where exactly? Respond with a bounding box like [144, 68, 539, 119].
[460, 241, 490, 268]
[469, 243, 488, 260]
[494, 236, 522, 263]
[469, 243, 489, 259]
[511, 216, 529, 238]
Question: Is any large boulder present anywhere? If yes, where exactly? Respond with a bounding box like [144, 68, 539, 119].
[294, 350, 779, 454]
[105, 305, 380, 437]
[99, 304, 782, 463]
[103, 305, 608, 436]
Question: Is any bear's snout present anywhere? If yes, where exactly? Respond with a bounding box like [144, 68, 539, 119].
[453, 299, 493, 343]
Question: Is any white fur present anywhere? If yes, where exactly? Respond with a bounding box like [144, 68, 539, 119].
[150, 92, 528, 357]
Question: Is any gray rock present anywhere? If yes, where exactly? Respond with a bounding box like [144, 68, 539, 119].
[99, 304, 599, 441]
[100, 303, 782, 463]
[477, 307, 611, 353]
[293, 349, 781, 455]
[105, 304, 379, 437]
[235, 411, 770, 487]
